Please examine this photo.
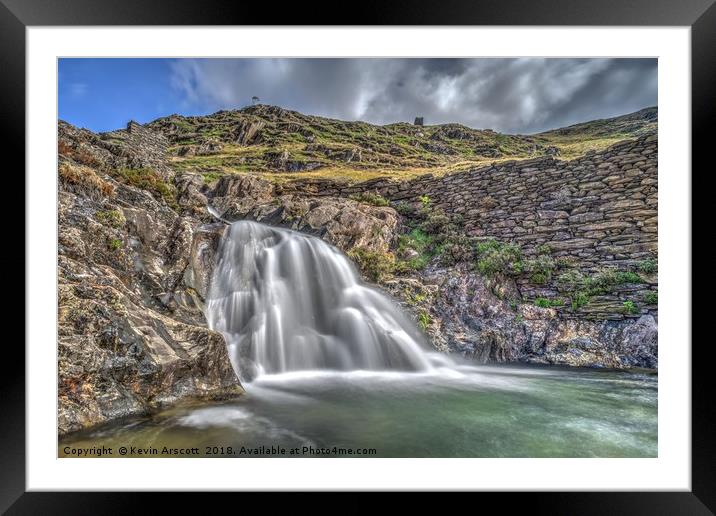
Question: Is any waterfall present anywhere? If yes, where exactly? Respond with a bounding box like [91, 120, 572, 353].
[205, 220, 446, 381]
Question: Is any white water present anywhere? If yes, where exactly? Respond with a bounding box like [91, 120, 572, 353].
[206, 220, 451, 381]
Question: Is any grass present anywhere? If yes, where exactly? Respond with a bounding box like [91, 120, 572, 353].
[349, 192, 390, 207]
[395, 229, 435, 272]
[151, 103, 655, 185]
[417, 311, 432, 331]
[112, 168, 178, 209]
[96, 209, 125, 228]
[534, 297, 564, 309]
[59, 162, 114, 200]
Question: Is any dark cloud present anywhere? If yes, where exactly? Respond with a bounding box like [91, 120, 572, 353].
[170, 58, 656, 134]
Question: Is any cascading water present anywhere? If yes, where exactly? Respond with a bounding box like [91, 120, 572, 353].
[205, 220, 450, 381]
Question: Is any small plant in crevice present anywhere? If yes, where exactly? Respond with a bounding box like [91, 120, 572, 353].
[622, 300, 639, 315]
[644, 290, 658, 305]
[417, 310, 432, 331]
[107, 238, 122, 251]
[639, 258, 658, 275]
[534, 297, 564, 309]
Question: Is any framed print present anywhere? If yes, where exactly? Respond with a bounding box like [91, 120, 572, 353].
[4, 0, 714, 511]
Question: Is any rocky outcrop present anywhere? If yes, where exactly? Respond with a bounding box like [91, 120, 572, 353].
[384, 267, 657, 369]
[57, 128, 242, 436]
[210, 175, 398, 254]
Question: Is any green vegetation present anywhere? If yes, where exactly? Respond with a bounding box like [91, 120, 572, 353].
[395, 229, 435, 272]
[419, 195, 431, 208]
[557, 267, 647, 311]
[153, 105, 656, 184]
[348, 247, 396, 283]
[107, 238, 122, 251]
[112, 167, 178, 209]
[534, 297, 564, 309]
[417, 311, 432, 331]
[644, 290, 658, 305]
[202, 171, 223, 184]
[474, 239, 524, 276]
[622, 300, 639, 315]
[349, 192, 390, 207]
[615, 271, 643, 284]
[639, 258, 658, 275]
[439, 235, 475, 266]
[96, 209, 125, 228]
[525, 254, 557, 285]
[569, 291, 589, 311]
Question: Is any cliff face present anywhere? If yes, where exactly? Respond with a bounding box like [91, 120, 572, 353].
[57, 108, 658, 434]
[58, 123, 242, 436]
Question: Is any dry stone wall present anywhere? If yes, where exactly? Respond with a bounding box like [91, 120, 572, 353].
[280, 133, 658, 320]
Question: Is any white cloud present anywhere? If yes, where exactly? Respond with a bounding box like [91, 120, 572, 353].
[168, 58, 657, 133]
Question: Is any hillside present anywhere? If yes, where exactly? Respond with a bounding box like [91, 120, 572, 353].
[119, 105, 660, 183]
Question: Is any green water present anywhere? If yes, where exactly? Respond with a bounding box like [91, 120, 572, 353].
[59, 363, 657, 458]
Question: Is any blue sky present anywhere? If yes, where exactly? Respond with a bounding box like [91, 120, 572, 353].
[59, 59, 186, 132]
[58, 58, 657, 134]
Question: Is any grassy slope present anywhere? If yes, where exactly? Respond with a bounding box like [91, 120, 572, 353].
[142, 105, 657, 184]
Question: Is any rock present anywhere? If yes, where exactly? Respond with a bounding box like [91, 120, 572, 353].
[58, 162, 242, 436]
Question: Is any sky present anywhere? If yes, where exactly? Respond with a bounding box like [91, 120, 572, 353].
[58, 58, 657, 135]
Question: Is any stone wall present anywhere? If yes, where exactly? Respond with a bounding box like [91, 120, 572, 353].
[122, 120, 170, 173]
[279, 133, 658, 320]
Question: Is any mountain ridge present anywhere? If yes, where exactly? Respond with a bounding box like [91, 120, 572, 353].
[61, 105, 657, 183]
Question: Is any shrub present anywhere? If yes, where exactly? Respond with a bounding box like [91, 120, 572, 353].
[112, 167, 178, 209]
[639, 258, 658, 275]
[614, 271, 643, 284]
[395, 202, 417, 217]
[349, 192, 390, 207]
[395, 229, 435, 272]
[348, 247, 395, 283]
[96, 209, 125, 228]
[571, 291, 590, 311]
[622, 300, 639, 315]
[439, 235, 475, 266]
[536, 244, 552, 256]
[419, 208, 451, 235]
[644, 290, 658, 305]
[534, 297, 563, 309]
[525, 254, 556, 285]
[474, 239, 523, 276]
[59, 162, 115, 200]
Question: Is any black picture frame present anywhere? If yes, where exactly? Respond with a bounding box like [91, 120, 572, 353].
[3, 0, 712, 512]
